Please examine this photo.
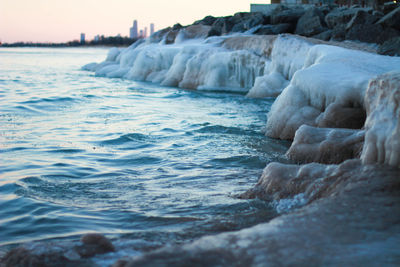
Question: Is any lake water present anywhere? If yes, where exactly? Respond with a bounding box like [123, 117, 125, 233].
[0, 47, 289, 261]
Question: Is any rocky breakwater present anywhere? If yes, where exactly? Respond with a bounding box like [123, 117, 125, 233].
[150, 4, 400, 56]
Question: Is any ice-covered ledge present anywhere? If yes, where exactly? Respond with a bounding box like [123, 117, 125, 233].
[286, 125, 364, 164]
[264, 39, 400, 140]
[362, 72, 400, 167]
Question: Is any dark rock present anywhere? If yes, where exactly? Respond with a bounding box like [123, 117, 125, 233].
[331, 24, 346, 41]
[376, 7, 400, 31]
[378, 37, 400, 56]
[372, 10, 384, 19]
[0, 247, 71, 267]
[295, 8, 327, 37]
[325, 8, 361, 29]
[312, 30, 332, 41]
[346, 24, 383, 43]
[165, 30, 179, 44]
[346, 24, 399, 44]
[377, 27, 400, 44]
[76, 233, 115, 258]
[271, 8, 305, 25]
[193, 15, 217, 26]
[207, 27, 221, 37]
[172, 23, 183, 31]
[211, 16, 235, 34]
[345, 10, 379, 30]
[254, 23, 292, 35]
[231, 13, 266, 33]
[382, 2, 399, 15]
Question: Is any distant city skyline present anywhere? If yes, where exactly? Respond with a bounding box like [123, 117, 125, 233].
[0, 0, 258, 43]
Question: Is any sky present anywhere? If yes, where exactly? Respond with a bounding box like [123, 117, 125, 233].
[0, 0, 268, 43]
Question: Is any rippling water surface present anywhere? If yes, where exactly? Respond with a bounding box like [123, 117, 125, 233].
[0, 47, 289, 258]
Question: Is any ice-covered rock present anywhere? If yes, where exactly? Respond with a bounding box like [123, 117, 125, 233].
[286, 125, 364, 164]
[361, 71, 400, 168]
[265, 37, 400, 139]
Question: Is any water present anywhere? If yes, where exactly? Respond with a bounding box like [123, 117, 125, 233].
[0, 47, 289, 259]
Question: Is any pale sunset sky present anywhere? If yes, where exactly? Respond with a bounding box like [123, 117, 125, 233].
[0, 0, 268, 43]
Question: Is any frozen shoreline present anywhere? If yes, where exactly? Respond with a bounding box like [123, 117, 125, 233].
[2, 6, 400, 267]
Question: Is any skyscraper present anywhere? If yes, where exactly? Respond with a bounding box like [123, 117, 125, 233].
[150, 23, 155, 36]
[129, 20, 138, 39]
[144, 27, 148, 38]
[80, 33, 85, 44]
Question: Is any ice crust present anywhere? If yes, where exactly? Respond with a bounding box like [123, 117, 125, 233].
[362, 72, 400, 167]
[265, 36, 400, 140]
[287, 125, 365, 164]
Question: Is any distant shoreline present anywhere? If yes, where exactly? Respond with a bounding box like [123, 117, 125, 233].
[0, 36, 140, 48]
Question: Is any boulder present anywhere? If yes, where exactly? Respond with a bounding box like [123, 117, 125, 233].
[271, 8, 305, 25]
[376, 6, 400, 31]
[325, 8, 360, 29]
[346, 24, 399, 44]
[378, 36, 400, 56]
[331, 25, 346, 41]
[76, 233, 115, 258]
[165, 30, 179, 44]
[382, 2, 399, 15]
[254, 23, 292, 35]
[312, 29, 332, 41]
[345, 10, 379, 30]
[231, 13, 266, 33]
[295, 8, 327, 37]
[211, 16, 235, 34]
[193, 15, 217, 26]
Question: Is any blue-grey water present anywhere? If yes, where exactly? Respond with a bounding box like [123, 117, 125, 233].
[0, 47, 289, 261]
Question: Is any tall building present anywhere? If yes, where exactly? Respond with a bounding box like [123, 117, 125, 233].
[139, 29, 144, 38]
[129, 20, 138, 39]
[144, 27, 148, 38]
[80, 33, 85, 44]
[150, 23, 155, 36]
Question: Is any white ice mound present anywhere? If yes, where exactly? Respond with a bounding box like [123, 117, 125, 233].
[362, 72, 400, 168]
[287, 125, 364, 164]
[83, 35, 272, 93]
[265, 37, 400, 139]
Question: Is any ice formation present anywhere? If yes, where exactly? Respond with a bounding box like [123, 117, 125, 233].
[265, 36, 400, 140]
[83, 33, 269, 93]
[362, 72, 400, 168]
[286, 125, 364, 164]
